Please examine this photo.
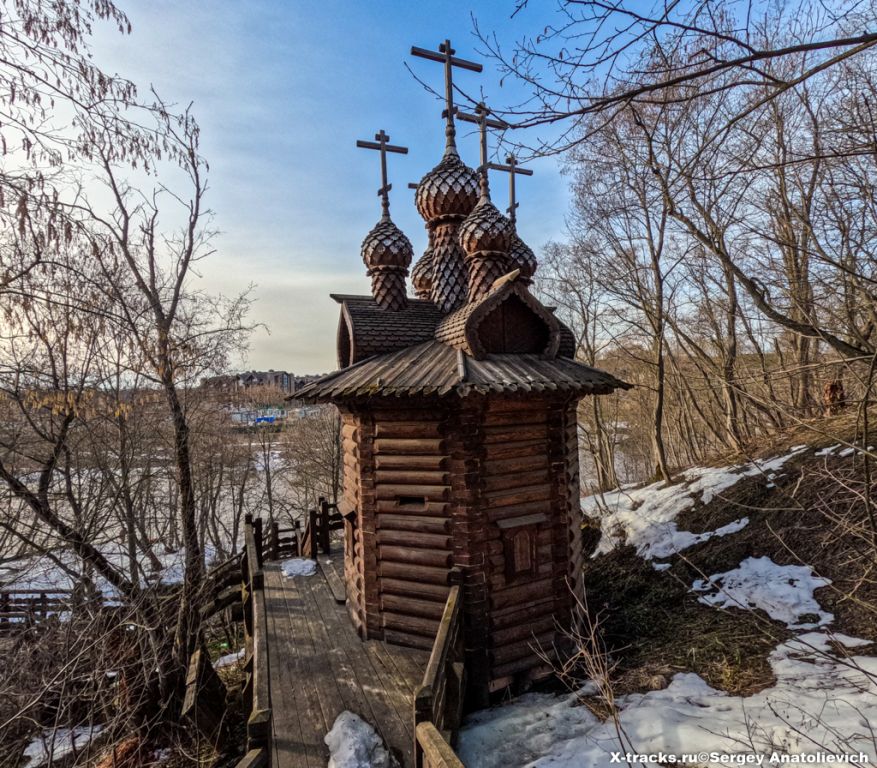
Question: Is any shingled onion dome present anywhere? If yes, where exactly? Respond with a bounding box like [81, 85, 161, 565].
[459, 180, 514, 302]
[414, 149, 479, 313]
[509, 233, 537, 285]
[410, 230, 435, 300]
[361, 215, 414, 312]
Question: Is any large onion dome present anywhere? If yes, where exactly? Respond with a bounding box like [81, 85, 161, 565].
[361, 217, 414, 271]
[509, 233, 537, 284]
[415, 152, 479, 222]
[458, 197, 514, 256]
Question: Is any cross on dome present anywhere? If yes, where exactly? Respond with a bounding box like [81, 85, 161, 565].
[356, 129, 409, 221]
[410, 39, 482, 154]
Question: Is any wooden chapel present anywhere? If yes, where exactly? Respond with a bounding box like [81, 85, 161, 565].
[296, 41, 629, 704]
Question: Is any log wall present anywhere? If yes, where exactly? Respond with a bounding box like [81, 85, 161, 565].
[338, 393, 584, 697]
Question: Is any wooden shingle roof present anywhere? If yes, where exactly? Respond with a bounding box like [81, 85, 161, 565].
[295, 340, 630, 401]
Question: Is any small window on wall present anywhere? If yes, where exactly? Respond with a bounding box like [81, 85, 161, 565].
[505, 528, 536, 580]
[397, 496, 426, 510]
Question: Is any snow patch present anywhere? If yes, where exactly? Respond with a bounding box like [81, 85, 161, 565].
[324, 711, 395, 768]
[214, 648, 245, 669]
[22, 725, 104, 767]
[457, 632, 877, 768]
[585, 448, 805, 560]
[282, 557, 317, 578]
[692, 556, 833, 628]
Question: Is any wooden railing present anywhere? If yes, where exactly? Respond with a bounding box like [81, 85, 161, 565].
[413, 570, 466, 768]
[300, 497, 343, 559]
[238, 515, 272, 765]
[0, 590, 79, 633]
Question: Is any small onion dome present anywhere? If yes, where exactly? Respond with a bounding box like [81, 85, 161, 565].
[415, 152, 479, 222]
[361, 217, 413, 272]
[410, 244, 434, 299]
[509, 233, 537, 284]
[458, 197, 514, 256]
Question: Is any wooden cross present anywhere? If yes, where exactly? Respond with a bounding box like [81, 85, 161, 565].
[457, 102, 507, 194]
[411, 39, 482, 147]
[487, 154, 534, 225]
[356, 130, 408, 219]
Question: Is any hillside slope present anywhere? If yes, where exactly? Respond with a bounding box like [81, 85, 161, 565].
[458, 414, 877, 767]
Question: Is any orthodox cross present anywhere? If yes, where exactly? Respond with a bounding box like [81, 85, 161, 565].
[411, 39, 482, 149]
[356, 130, 408, 219]
[457, 102, 507, 196]
[487, 154, 534, 226]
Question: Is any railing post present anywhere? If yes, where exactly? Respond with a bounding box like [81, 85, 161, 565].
[253, 517, 264, 569]
[270, 521, 280, 560]
[319, 497, 331, 555]
[308, 508, 318, 559]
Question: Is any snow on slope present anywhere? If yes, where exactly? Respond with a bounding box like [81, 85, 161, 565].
[22, 725, 104, 767]
[457, 633, 877, 768]
[585, 447, 806, 561]
[693, 556, 833, 628]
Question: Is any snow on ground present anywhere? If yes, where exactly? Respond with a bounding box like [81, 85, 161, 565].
[0, 543, 218, 598]
[282, 557, 317, 578]
[693, 556, 834, 628]
[213, 648, 245, 669]
[324, 711, 395, 768]
[586, 447, 807, 561]
[457, 633, 877, 768]
[22, 725, 104, 767]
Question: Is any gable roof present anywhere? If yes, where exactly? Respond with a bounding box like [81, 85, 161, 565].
[434, 280, 560, 359]
[332, 294, 444, 367]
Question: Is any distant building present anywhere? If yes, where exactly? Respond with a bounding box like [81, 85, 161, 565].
[202, 370, 323, 395]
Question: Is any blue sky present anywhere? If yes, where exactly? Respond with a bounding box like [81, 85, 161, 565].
[93, 1, 572, 373]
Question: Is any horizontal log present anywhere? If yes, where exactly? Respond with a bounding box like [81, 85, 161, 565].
[482, 410, 549, 427]
[491, 616, 557, 646]
[375, 454, 448, 470]
[377, 514, 450, 534]
[483, 425, 547, 444]
[380, 562, 453, 585]
[376, 470, 450, 486]
[483, 439, 551, 460]
[485, 485, 552, 508]
[381, 593, 447, 620]
[374, 438, 445, 454]
[383, 628, 436, 651]
[377, 500, 449, 515]
[491, 596, 557, 627]
[382, 610, 440, 637]
[375, 422, 442, 439]
[483, 469, 550, 493]
[380, 578, 451, 602]
[490, 631, 556, 665]
[380, 546, 452, 568]
[377, 530, 451, 549]
[376, 486, 450, 503]
[492, 650, 558, 680]
[487, 500, 555, 521]
[483, 454, 549, 475]
[490, 578, 554, 610]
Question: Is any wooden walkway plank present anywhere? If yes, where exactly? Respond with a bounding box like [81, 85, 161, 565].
[306, 569, 417, 767]
[268, 566, 326, 768]
[264, 560, 430, 768]
[263, 568, 309, 768]
[318, 558, 348, 604]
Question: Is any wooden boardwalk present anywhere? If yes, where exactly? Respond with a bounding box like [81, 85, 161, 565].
[263, 559, 429, 768]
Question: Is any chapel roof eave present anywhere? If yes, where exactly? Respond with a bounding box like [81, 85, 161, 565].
[292, 340, 632, 404]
